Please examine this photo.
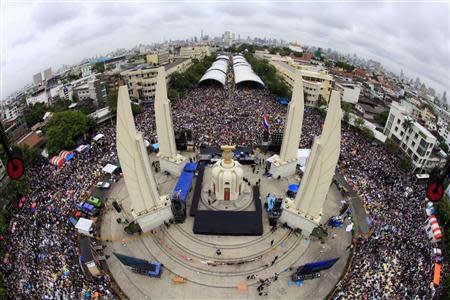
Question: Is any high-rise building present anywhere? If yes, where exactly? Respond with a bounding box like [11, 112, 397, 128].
[43, 68, 52, 80]
[33, 72, 43, 85]
[224, 31, 232, 46]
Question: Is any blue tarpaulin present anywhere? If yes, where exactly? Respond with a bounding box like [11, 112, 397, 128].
[173, 171, 195, 203]
[184, 163, 198, 172]
[288, 184, 299, 193]
[152, 143, 159, 151]
[297, 257, 340, 275]
[276, 96, 289, 106]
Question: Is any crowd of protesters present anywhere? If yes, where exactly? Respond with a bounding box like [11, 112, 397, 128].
[4, 125, 118, 299]
[2, 83, 434, 298]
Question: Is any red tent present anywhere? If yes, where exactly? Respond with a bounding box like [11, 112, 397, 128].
[50, 156, 65, 168]
[59, 151, 74, 161]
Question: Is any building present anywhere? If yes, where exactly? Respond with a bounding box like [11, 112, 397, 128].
[145, 49, 170, 66]
[335, 81, 361, 104]
[270, 60, 333, 107]
[384, 102, 439, 170]
[33, 72, 43, 85]
[43, 68, 52, 81]
[81, 64, 93, 78]
[224, 31, 232, 46]
[26, 87, 50, 105]
[179, 45, 210, 60]
[121, 58, 192, 102]
[73, 78, 107, 108]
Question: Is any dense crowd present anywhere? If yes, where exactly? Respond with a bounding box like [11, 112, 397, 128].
[334, 126, 431, 299]
[2, 83, 434, 298]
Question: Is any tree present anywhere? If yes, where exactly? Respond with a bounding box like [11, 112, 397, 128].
[374, 111, 389, 127]
[131, 103, 142, 115]
[0, 175, 30, 203]
[23, 102, 47, 127]
[44, 110, 95, 155]
[106, 89, 119, 112]
[398, 156, 413, 171]
[354, 117, 365, 129]
[92, 62, 105, 73]
[77, 98, 96, 115]
[440, 142, 449, 153]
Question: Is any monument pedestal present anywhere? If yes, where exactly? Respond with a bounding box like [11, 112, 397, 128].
[279, 199, 319, 236]
[135, 196, 174, 232]
[159, 154, 186, 176]
[269, 155, 298, 178]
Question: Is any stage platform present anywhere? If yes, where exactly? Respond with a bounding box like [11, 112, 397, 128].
[193, 186, 263, 236]
[189, 161, 205, 217]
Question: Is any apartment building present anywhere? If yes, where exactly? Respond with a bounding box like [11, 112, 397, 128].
[270, 60, 334, 107]
[121, 58, 192, 102]
[335, 80, 361, 104]
[179, 45, 210, 60]
[384, 102, 440, 170]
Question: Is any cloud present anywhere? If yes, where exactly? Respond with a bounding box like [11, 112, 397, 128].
[1, 1, 448, 100]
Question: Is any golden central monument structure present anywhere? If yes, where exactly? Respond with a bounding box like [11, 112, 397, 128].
[211, 146, 244, 201]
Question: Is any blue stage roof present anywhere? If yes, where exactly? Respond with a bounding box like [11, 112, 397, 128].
[173, 171, 195, 202]
[184, 163, 198, 172]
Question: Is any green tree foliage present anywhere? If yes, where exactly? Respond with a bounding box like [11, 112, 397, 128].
[23, 102, 47, 127]
[51, 97, 72, 112]
[335, 61, 355, 72]
[77, 98, 96, 115]
[354, 117, 365, 129]
[374, 111, 389, 127]
[0, 175, 30, 203]
[13, 145, 39, 166]
[440, 142, 449, 153]
[44, 110, 95, 155]
[360, 126, 375, 141]
[384, 138, 399, 155]
[398, 156, 413, 171]
[106, 89, 119, 112]
[245, 54, 292, 99]
[131, 103, 142, 115]
[92, 62, 105, 73]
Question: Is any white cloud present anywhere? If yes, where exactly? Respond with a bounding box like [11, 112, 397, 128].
[1, 1, 448, 99]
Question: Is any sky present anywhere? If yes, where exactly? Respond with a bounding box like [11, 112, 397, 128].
[1, 0, 449, 100]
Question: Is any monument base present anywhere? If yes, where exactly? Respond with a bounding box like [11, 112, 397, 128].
[135, 198, 174, 232]
[269, 155, 297, 178]
[279, 199, 318, 236]
[159, 155, 186, 176]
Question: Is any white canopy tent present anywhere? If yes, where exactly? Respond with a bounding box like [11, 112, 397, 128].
[93, 133, 105, 141]
[102, 163, 118, 174]
[75, 218, 93, 236]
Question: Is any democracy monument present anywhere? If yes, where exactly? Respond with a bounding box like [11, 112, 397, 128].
[102, 54, 349, 299]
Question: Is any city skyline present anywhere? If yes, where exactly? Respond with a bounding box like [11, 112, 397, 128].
[1, 1, 449, 98]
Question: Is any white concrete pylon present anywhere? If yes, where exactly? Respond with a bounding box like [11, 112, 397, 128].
[116, 86, 161, 216]
[295, 90, 342, 220]
[279, 69, 305, 162]
[154, 67, 178, 159]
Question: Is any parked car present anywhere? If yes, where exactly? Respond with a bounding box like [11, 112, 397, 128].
[77, 202, 99, 217]
[87, 196, 102, 208]
[96, 181, 111, 189]
[69, 217, 78, 227]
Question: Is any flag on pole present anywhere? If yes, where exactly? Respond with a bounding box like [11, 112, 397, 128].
[262, 113, 270, 131]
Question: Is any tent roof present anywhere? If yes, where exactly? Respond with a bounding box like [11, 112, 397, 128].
[93, 133, 105, 141]
[102, 163, 118, 174]
[75, 217, 93, 231]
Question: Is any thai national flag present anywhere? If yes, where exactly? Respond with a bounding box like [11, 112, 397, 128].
[262, 113, 270, 131]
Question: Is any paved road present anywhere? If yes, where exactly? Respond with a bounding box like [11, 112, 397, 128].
[335, 173, 370, 237]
